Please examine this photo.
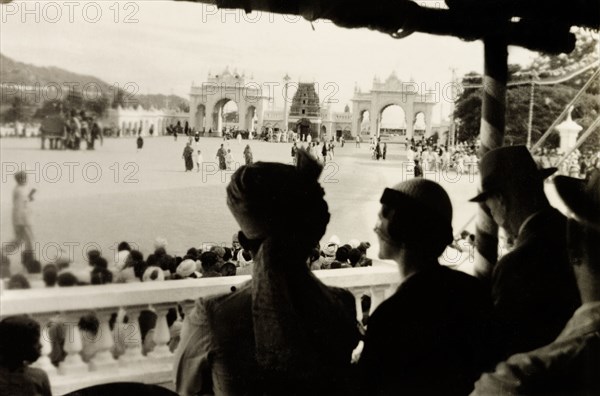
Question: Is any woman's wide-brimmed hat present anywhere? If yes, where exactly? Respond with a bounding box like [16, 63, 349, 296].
[554, 170, 600, 230]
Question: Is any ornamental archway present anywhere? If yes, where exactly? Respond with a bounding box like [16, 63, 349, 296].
[351, 72, 436, 140]
[189, 67, 268, 137]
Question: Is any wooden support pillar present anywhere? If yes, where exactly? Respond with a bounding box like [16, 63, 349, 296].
[474, 36, 507, 280]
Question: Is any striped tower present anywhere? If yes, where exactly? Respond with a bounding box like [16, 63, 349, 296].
[473, 37, 508, 280]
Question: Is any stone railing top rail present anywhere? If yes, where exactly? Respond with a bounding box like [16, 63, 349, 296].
[1, 265, 400, 317]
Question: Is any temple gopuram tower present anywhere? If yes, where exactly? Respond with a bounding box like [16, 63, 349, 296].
[289, 82, 322, 140]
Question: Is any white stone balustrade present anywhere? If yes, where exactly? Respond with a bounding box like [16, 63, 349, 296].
[1, 264, 400, 395]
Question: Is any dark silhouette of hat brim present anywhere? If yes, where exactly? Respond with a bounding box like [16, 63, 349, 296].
[469, 167, 558, 202]
[554, 174, 600, 229]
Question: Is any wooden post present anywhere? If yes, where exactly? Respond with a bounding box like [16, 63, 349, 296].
[473, 36, 508, 280]
[526, 80, 535, 148]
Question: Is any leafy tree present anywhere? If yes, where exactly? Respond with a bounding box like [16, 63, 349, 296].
[453, 29, 599, 151]
[112, 89, 127, 109]
[178, 102, 190, 113]
[84, 95, 110, 117]
[64, 89, 83, 112]
[32, 99, 63, 119]
[223, 111, 238, 123]
[5, 96, 28, 123]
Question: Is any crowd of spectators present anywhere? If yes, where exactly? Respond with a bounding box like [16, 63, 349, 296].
[406, 140, 480, 175]
[2, 233, 374, 291]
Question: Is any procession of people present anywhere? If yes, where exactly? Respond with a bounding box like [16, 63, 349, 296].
[39, 105, 104, 151]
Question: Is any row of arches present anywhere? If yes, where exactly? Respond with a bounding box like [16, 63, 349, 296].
[119, 118, 186, 137]
[358, 105, 428, 137]
[194, 99, 258, 133]
[120, 119, 160, 136]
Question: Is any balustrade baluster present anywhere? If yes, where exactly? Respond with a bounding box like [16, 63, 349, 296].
[351, 287, 368, 323]
[180, 300, 196, 319]
[58, 313, 89, 375]
[31, 314, 58, 377]
[369, 286, 388, 314]
[1, 263, 401, 395]
[148, 304, 175, 364]
[89, 309, 119, 372]
[118, 306, 146, 366]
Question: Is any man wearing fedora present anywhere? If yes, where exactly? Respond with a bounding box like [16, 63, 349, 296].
[471, 170, 600, 395]
[470, 146, 580, 359]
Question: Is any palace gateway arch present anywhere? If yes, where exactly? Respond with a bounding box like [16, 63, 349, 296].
[351, 72, 437, 141]
[189, 68, 268, 136]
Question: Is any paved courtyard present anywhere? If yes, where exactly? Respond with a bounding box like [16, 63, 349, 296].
[2, 135, 559, 274]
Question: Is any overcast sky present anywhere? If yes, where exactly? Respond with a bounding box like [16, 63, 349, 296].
[1, 0, 538, 121]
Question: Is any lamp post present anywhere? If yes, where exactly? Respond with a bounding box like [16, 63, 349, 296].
[526, 71, 538, 148]
[555, 106, 582, 155]
[283, 74, 291, 132]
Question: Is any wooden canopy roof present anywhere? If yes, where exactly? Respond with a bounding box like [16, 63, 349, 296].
[184, 0, 599, 54]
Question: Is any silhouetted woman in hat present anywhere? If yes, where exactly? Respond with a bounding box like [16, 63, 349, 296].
[174, 150, 359, 396]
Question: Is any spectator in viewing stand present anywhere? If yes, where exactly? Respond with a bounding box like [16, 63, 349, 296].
[0, 316, 51, 396]
[174, 149, 359, 396]
[57, 272, 79, 287]
[472, 171, 600, 395]
[236, 249, 253, 276]
[7, 274, 30, 290]
[199, 251, 221, 278]
[113, 241, 131, 272]
[176, 259, 200, 279]
[359, 178, 494, 396]
[42, 264, 58, 287]
[470, 146, 580, 359]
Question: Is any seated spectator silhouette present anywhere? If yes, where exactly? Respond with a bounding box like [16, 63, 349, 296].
[7, 274, 30, 290]
[236, 249, 253, 275]
[43, 264, 58, 287]
[358, 178, 494, 396]
[199, 252, 221, 278]
[308, 248, 322, 270]
[470, 146, 580, 358]
[220, 262, 237, 276]
[174, 149, 359, 396]
[0, 316, 51, 396]
[175, 259, 200, 279]
[348, 248, 363, 268]
[472, 170, 600, 395]
[115, 250, 145, 283]
[330, 246, 351, 268]
[113, 241, 131, 271]
[57, 272, 79, 287]
[142, 266, 164, 282]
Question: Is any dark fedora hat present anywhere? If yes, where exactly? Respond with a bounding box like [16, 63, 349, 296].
[469, 145, 557, 202]
[554, 170, 600, 230]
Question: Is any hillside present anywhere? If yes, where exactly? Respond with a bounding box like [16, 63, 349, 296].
[1, 53, 114, 97]
[0, 53, 188, 117]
